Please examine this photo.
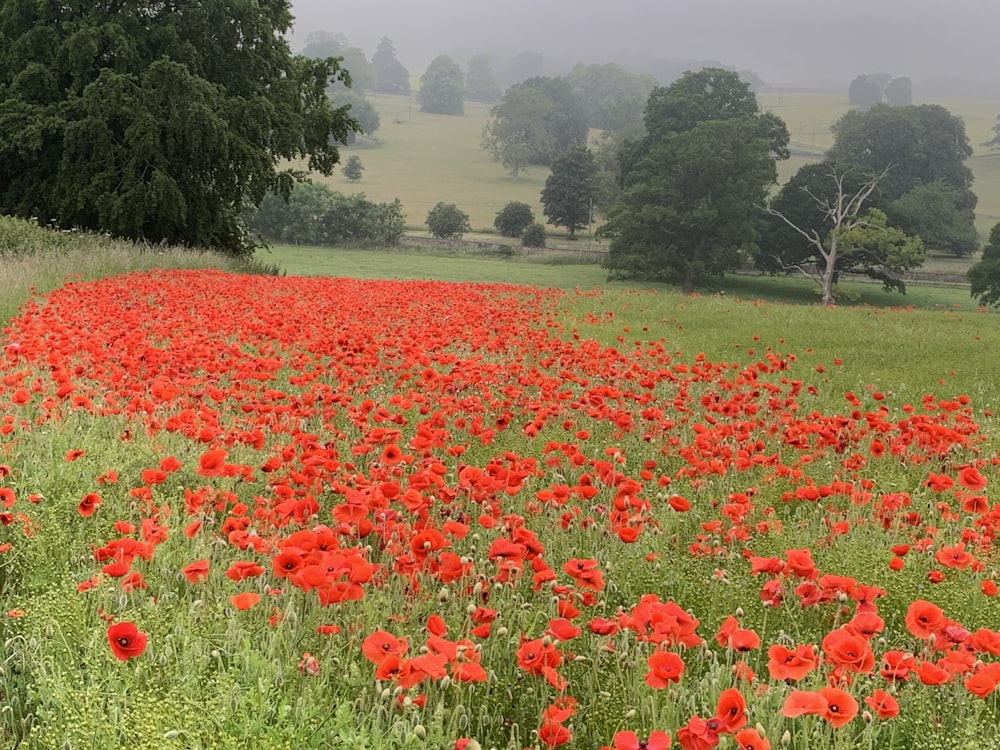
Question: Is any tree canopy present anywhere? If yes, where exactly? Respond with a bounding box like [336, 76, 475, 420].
[968, 223, 1000, 307]
[371, 37, 410, 95]
[0, 0, 355, 257]
[300, 31, 375, 95]
[417, 55, 465, 115]
[566, 62, 656, 133]
[601, 69, 789, 292]
[827, 103, 977, 255]
[481, 76, 588, 176]
[541, 147, 596, 239]
[828, 104, 974, 199]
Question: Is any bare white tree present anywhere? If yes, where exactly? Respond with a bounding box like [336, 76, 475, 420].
[762, 165, 893, 306]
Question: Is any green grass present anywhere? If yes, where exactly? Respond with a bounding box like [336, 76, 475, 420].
[258, 243, 984, 311]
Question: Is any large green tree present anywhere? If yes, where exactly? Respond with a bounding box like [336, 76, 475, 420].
[481, 76, 587, 176]
[0, 0, 355, 257]
[417, 55, 465, 115]
[541, 147, 596, 239]
[969, 223, 1000, 306]
[371, 37, 409, 95]
[600, 68, 789, 292]
[827, 103, 977, 255]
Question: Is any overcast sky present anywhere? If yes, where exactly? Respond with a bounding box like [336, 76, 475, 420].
[288, 0, 998, 91]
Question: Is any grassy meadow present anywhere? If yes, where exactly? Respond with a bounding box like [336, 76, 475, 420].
[4, 245, 1000, 748]
[325, 90, 1000, 242]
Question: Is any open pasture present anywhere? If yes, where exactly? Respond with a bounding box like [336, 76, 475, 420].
[3, 269, 1000, 748]
[325, 91, 1000, 242]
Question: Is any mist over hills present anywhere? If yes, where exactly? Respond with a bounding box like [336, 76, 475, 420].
[288, 0, 999, 98]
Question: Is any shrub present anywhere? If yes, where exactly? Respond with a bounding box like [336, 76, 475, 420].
[493, 201, 535, 237]
[522, 223, 546, 247]
[426, 202, 470, 239]
[248, 184, 405, 247]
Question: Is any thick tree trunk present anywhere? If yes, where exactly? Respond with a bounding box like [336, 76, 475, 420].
[682, 264, 695, 294]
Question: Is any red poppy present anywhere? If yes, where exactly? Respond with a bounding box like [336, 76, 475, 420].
[818, 686, 858, 728]
[864, 689, 899, 719]
[362, 630, 408, 665]
[646, 650, 685, 689]
[733, 729, 770, 750]
[107, 621, 148, 661]
[230, 592, 260, 611]
[77, 492, 101, 517]
[781, 690, 827, 719]
[767, 643, 818, 681]
[612, 730, 671, 750]
[958, 466, 987, 491]
[714, 687, 746, 733]
[821, 628, 875, 674]
[182, 559, 209, 584]
[905, 599, 945, 639]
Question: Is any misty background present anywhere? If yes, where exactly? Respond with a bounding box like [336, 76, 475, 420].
[288, 0, 999, 98]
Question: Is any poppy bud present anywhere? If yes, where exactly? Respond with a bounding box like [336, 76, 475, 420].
[735, 607, 745, 618]
[413, 725, 426, 740]
[439, 587, 450, 603]
[782, 730, 791, 746]
[863, 711, 873, 723]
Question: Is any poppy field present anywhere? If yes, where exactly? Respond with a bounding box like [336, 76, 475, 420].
[2, 270, 1000, 749]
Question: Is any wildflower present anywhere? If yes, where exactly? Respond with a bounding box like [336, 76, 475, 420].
[107, 621, 148, 661]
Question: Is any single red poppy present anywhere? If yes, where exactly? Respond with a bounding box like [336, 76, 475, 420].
[107, 621, 148, 661]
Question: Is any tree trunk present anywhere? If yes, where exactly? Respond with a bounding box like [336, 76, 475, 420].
[682, 264, 695, 294]
[821, 236, 838, 306]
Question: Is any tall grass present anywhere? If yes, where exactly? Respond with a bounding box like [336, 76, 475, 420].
[0, 216, 275, 324]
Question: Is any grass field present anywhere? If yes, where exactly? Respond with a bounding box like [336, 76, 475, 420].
[4, 263, 1000, 748]
[324, 90, 1000, 243]
[258, 244, 983, 311]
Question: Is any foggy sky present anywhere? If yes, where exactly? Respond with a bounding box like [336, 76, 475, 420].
[288, 0, 998, 92]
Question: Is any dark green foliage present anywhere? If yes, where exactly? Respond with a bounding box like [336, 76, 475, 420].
[758, 162, 884, 273]
[482, 76, 588, 176]
[541, 147, 597, 238]
[969, 224, 1000, 306]
[601, 68, 789, 292]
[466, 54, 501, 103]
[887, 181, 977, 257]
[301, 31, 376, 95]
[848, 75, 882, 107]
[494, 202, 535, 237]
[417, 56, 465, 115]
[884, 77, 912, 106]
[426, 202, 470, 239]
[0, 0, 356, 258]
[567, 62, 656, 133]
[521, 223, 546, 247]
[342, 156, 364, 182]
[828, 104, 974, 199]
[372, 37, 409, 95]
[248, 182, 403, 246]
[827, 103, 977, 254]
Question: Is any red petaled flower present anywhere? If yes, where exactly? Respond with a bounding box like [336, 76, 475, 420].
[107, 621, 148, 661]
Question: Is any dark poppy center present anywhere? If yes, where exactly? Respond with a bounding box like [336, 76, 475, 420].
[118, 637, 131, 647]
